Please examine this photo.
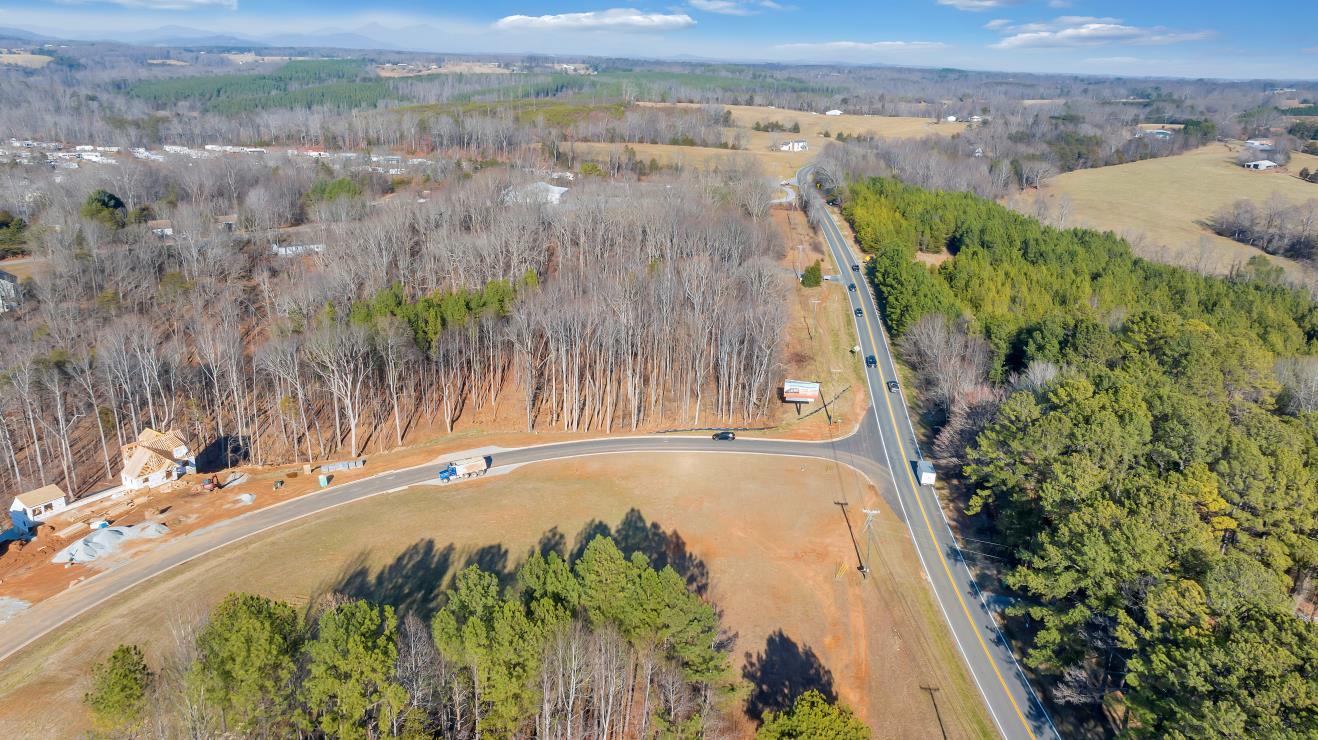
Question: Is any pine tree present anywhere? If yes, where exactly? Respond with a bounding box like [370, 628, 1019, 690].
[84, 644, 152, 735]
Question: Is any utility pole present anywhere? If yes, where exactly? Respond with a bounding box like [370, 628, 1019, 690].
[835, 501, 867, 577]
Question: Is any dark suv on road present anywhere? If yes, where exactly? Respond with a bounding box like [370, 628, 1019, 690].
[865, 355, 878, 368]
[712, 431, 736, 441]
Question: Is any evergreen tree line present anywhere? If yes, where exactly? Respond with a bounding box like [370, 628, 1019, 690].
[844, 177, 1318, 736]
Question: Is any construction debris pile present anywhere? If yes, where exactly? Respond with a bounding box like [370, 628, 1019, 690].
[51, 523, 169, 565]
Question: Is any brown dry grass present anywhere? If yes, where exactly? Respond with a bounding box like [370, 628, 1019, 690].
[1036, 142, 1318, 280]
[591, 104, 963, 180]
[767, 206, 870, 436]
[0, 257, 39, 281]
[0, 454, 992, 739]
[0, 53, 52, 69]
[378, 62, 511, 77]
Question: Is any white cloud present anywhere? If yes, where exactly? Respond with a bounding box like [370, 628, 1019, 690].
[983, 18, 1011, 30]
[690, 0, 754, 14]
[65, 0, 236, 8]
[688, 0, 790, 15]
[937, 0, 1017, 11]
[990, 16, 1213, 49]
[494, 8, 696, 32]
[1047, 0, 1072, 7]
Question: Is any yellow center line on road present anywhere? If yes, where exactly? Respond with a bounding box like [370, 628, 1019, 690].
[836, 217, 1039, 740]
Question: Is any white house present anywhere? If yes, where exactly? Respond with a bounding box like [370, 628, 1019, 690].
[8, 484, 68, 529]
[504, 181, 569, 206]
[1244, 160, 1279, 171]
[271, 243, 326, 256]
[778, 140, 809, 153]
[824, 109, 843, 116]
[0, 269, 18, 313]
[147, 219, 173, 237]
[1244, 139, 1275, 149]
[945, 115, 958, 122]
[120, 428, 196, 490]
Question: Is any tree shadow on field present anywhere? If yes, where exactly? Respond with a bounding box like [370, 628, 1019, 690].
[742, 629, 837, 722]
[321, 510, 711, 621]
[333, 540, 457, 621]
[569, 508, 710, 596]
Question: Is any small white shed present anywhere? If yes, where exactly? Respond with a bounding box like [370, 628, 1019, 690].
[9, 484, 68, 529]
[1244, 160, 1278, 171]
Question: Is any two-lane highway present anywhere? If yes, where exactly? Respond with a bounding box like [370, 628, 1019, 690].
[800, 166, 1060, 740]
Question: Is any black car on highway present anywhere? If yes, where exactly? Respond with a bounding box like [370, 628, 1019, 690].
[848, 283, 857, 292]
[887, 380, 900, 393]
[851, 264, 861, 272]
[865, 355, 877, 368]
[854, 307, 863, 317]
[712, 431, 736, 441]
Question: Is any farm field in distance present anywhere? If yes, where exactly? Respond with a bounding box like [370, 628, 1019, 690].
[0, 53, 52, 68]
[1036, 142, 1318, 279]
[0, 454, 992, 739]
[575, 103, 964, 179]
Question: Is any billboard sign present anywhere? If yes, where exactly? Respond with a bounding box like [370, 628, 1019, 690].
[783, 380, 822, 404]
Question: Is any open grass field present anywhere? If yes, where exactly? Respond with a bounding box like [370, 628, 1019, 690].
[0, 256, 40, 281]
[599, 103, 964, 179]
[721, 104, 965, 140]
[1037, 142, 1318, 279]
[0, 53, 53, 69]
[0, 454, 992, 739]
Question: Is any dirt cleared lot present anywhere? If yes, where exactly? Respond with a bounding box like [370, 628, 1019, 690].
[1037, 143, 1318, 279]
[0, 454, 991, 739]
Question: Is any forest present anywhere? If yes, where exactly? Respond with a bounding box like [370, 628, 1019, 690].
[0, 150, 785, 504]
[80, 534, 870, 738]
[843, 177, 1318, 735]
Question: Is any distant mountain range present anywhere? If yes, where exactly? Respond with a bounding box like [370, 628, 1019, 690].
[0, 26, 53, 42]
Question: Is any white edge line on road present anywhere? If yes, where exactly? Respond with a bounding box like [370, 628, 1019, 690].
[866, 280, 1061, 740]
[810, 168, 1057, 740]
[807, 183, 1009, 740]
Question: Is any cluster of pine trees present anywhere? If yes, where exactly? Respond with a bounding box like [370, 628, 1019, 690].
[83, 531, 873, 739]
[845, 177, 1318, 735]
[84, 536, 740, 738]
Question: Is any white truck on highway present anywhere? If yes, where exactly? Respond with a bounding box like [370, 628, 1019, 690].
[438, 456, 490, 483]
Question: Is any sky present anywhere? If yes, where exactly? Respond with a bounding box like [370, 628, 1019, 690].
[3, 0, 1316, 80]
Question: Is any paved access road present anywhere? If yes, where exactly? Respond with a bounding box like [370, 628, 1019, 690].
[0, 428, 894, 667]
[800, 166, 1060, 740]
